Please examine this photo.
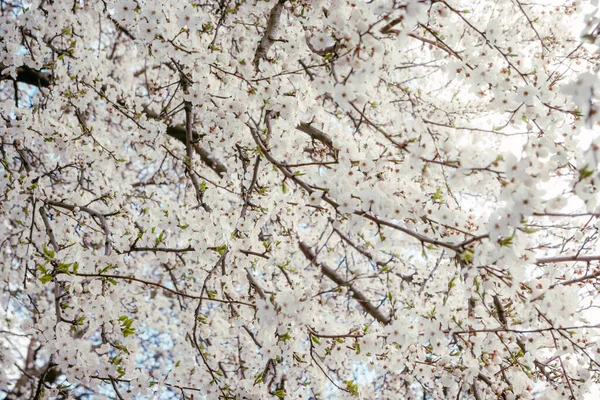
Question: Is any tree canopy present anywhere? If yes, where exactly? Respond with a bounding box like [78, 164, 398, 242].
[2, 0, 600, 399]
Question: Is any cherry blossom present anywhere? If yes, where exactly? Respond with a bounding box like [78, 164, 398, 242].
[2, 1, 600, 399]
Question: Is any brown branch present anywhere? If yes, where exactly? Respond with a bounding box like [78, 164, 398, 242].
[15, 144, 60, 253]
[248, 122, 313, 193]
[241, 155, 261, 219]
[71, 272, 254, 307]
[38, 206, 59, 252]
[536, 255, 600, 264]
[304, 35, 337, 56]
[127, 245, 195, 254]
[299, 241, 391, 325]
[179, 69, 207, 208]
[245, 268, 267, 300]
[296, 122, 337, 152]
[551, 270, 600, 288]
[253, 0, 287, 71]
[249, 120, 470, 252]
[452, 324, 600, 335]
[6, 62, 228, 178]
[108, 375, 125, 400]
[512, 0, 548, 51]
[145, 108, 228, 177]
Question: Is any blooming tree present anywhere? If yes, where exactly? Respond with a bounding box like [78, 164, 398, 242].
[2, 0, 600, 398]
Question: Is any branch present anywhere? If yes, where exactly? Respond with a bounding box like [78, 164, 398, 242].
[108, 375, 125, 400]
[178, 67, 208, 209]
[72, 272, 254, 307]
[551, 270, 600, 288]
[145, 108, 228, 177]
[296, 122, 337, 153]
[15, 144, 59, 252]
[38, 206, 59, 252]
[512, 0, 548, 51]
[249, 120, 467, 252]
[452, 324, 600, 335]
[299, 241, 391, 325]
[5, 62, 228, 178]
[45, 200, 113, 256]
[32, 359, 56, 400]
[241, 155, 261, 219]
[304, 35, 338, 57]
[245, 268, 267, 300]
[1, 63, 52, 87]
[536, 255, 600, 264]
[253, 0, 287, 70]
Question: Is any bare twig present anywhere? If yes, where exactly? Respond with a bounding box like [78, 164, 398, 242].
[70, 272, 254, 307]
[108, 375, 125, 400]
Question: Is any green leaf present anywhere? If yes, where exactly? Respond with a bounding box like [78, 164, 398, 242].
[432, 187, 443, 202]
[311, 336, 320, 345]
[498, 235, 514, 247]
[122, 327, 135, 337]
[279, 332, 292, 342]
[155, 231, 165, 246]
[42, 244, 55, 259]
[448, 276, 456, 289]
[119, 316, 136, 337]
[39, 275, 53, 284]
[216, 244, 227, 256]
[346, 380, 359, 396]
[57, 263, 72, 274]
[579, 166, 594, 180]
[427, 306, 437, 319]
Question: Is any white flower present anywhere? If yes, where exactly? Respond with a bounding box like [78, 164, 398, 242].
[255, 298, 278, 327]
[113, 0, 137, 22]
[333, 84, 355, 104]
[310, 31, 336, 52]
[516, 85, 538, 106]
[337, 197, 360, 214]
